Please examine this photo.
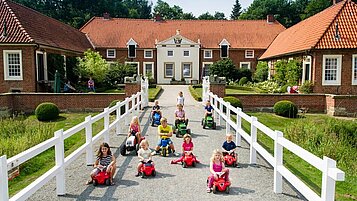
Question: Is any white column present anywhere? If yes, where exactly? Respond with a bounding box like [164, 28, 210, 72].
[125, 97, 129, 125]
[104, 107, 110, 143]
[55, 129, 66, 195]
[136, 94, 140, 116]
[0, 155, 9, 201]
[219, 98, 223, 126]
[321, 156, 337, 201]
[274, 130, 283, 193]
[85, 116, 93, 165]
[250, 117, 257, 164]
[226, 102, 231, 135]
[116, 102, 121, 135]
[236, 108, 242, 147]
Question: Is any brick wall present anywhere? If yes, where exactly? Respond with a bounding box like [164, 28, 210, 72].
[1, 93, 125, 113]
[229, 94, 326, 113]
[125, 83, 141, 97]
[210, 84, 226, 99]
[326, 94, 357, 116]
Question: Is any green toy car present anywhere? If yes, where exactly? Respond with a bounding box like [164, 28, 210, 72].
[202, 115, 216, 129]
[174, 121, 191, 138]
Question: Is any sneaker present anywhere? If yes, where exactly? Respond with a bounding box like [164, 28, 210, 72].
[152, 151, 159, 155]
[173, 152, 180, 157]
[135, 172, 141, 177]
[206, 187, 212, 193]
[170, 160, 177, 164]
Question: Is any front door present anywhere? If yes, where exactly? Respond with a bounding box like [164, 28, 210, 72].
[36, 51, 47, 81]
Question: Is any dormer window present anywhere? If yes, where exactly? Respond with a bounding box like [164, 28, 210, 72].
[107, 49, 116, 58]
[219, 39, 230, 58]
[126, 38, 137, 58]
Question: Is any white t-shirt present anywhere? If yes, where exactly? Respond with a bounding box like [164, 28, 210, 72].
[138, 148, 152, 160]
[177, 96, 185, 106]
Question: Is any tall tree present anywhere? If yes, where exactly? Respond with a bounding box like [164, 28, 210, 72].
[230, 0, 242, 19]
[198, 12, 215, 20]
[214, 12, 226, 20]
[301, 0, 332, 20]
[182, 12, 197, 20]
[153, 0, 183, 19]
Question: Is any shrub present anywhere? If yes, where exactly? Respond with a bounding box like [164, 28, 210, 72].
[299, 81, 314, 94]
[254, 61, 269, 82]
[238, 77, 249, 85]
[273, 100, 298, 118]
[210, 58, 237, 82]
[35, 103, 59, 121]
[236, 68, 253, 82]
[223, 96, 243, 110]
[192, 84, 202, 89]
[188, 86, 202, 101]
[280, 84, 290, 93]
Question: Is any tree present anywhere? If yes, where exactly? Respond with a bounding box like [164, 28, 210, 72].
[153, 0, 183, 19]
[104, 63, 136, 87]
[182, 12, 197, 20]
[231, 0, 242, 19]
[77, 49, 108, 83]
[209, 58, 237, 81]
[214, 12, 226, 20]
[286, 60, 302, 85]
[301, 0, 331, 20]
[198, 12, 215, 20]
[254, 61, 269, 82]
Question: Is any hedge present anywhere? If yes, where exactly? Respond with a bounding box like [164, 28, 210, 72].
[188, 86, 202, 101]
[273, 100, 298, 118]
[35, 102, 59, 121]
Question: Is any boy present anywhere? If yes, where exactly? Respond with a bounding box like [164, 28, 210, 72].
[204, 100, 214, 118]
[152, 100, 162, 120]
[154, 117, 178, 156]
[222, 133, 237, 158]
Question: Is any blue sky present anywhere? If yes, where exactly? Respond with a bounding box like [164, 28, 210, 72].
[150, 0, 254, 19]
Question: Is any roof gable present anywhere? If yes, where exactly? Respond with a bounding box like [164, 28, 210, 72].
[157, 30, 199, 45]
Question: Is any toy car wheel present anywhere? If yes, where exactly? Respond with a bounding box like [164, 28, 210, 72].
[201, 119, 204, 125]
[192, 161, 196, 167]
[233, 161, 238, 167]
[212, 186, 217, 194]
[182, 162, 187, 168]
[162, 150, 167, 157]
[141, 173, 145, 178]
[93, 180, 98, 186]
[152, 170, 156, 177]
[225, 186, 230, 194]
[151, 122, 154, 127]
[105, 179, 111, 186]
[176, 132, 180, 138]
[120, 144, 126, 156]
[187, 129, 191, 134]
[213, 122, 216, 129]
[135, 144, 139, 155]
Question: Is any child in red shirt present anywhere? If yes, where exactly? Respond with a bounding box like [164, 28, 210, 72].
[170, 134, 199, 164]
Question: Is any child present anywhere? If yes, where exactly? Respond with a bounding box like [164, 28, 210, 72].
[171, 134, 199, 164]
[87, 142, 116, 185]
[136, 139, 154, 177]
[152, 100, 162, 119]
[88, 76, 95, 92]
[177, 91, 184, 106]
[222, 133, 237, 158]
[204, 100, 214, 118]
[154, 117, 178, 156]
[207, 149, 230, 193]
[174, 104, 188, 127]
[128, 116, 141, 142]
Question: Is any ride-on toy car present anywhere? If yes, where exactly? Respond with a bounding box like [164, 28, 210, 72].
[151, 112, 161, 127]
[207, 172, 231, 194]
[202, 114, 216, 129]
[120, 131, 143, 156]
[160, 136, 171, 157]
[174, 121, 191, 138]
[182, 151, 197, 168]
[224, 150, 238, 167]
[93, 166, 111, 186]
[139, 160, 156, 178]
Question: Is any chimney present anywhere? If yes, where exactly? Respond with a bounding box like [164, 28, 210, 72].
[103, 12, 110, 20]
[154, 13, 163, 22]
[267, 14, 275, 24]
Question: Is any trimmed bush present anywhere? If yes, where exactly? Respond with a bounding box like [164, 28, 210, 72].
[223, 96, 243, 110]
[238, 77, 249, 85]
[35, 102, 59, 121]
[188, 86, 202, 101]
[299, 81, 314, 94]
[192, 84, 202, 89]
[273, 100, 298, 118]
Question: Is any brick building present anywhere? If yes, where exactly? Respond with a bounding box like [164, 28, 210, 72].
[0, 0, 91, 93]
[80, 15, 285, 84]
[260, 0, 357, 95]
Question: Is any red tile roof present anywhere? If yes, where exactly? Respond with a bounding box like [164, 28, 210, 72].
[0, 0, 92, 53]
[260, 0, 357, 59]
[80, 18, 285, 49]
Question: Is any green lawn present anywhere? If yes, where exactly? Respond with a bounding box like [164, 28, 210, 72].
[239, 113, 356, 201]
[148, 86, 162, 101]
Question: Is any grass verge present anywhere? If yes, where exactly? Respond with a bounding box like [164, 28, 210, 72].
[189, 86, 202, 101]
[148, 86, 162, 102]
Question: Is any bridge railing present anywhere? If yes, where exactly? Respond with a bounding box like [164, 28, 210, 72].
[0, 85, 147, 201]
[207, 91, 345, 201]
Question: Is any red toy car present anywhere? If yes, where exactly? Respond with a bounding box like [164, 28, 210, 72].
[182, 151, 197, 168]
[211, 172, 231, 194]
[140, 160, 156, 178]
[93, 167, 111, 186]
[224, 150, 238, 167]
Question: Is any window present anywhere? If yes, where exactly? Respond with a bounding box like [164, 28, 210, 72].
[167, 50, 174, 57]
[3, 50, 22, 80]
[302, 56, 312, 83]
[322, 55, 342, 85]
[125, 62, 139, 76]
[183, 50, 190, 57]
[245, 50, 254, 58]
[240, 62, 251, 69]
[353, 55, 357, 85]
[221, 45, 228, 58]
[202, 62, 213, 77]
[165, 63, 174, 77]
[128, 45, 136, 58]
[144, 50, 153, 58]
[204, 50, 212, 59]
[144, 62, 154, 78]
[182, 63, 192, 78]
[106, 49, 116, 58]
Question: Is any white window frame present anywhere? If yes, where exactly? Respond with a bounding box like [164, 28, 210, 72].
[182, 62, 192, 78]
[240, 62, 251, 69]
[322, 55, 342, 86]
[183, 50, 190, 57]
[167, 50, 174, 57]
[3, 50, 23, 80]
[126, 38, 137, 58]
[202, 62, 213, 77]
[143, 62, 154, 78]
[219, 39, 230, 58]
[106, 49, 116, 58]
[302, 55, 312, 84]
[144, 49, 153, 58]
[245, 50, 254, 59]
[35, 51, 48, 81]
[204, 50, 212, 59]
[124, 61, 140, 76]
[164, 63, 174, 78]
[353, 54, 357, 85]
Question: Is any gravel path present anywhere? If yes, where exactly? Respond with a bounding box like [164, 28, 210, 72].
[28, 85, 305, 201]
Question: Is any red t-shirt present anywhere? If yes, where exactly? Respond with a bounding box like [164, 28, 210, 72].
[182, 141, 193, 151]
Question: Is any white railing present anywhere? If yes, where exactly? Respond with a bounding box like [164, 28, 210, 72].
[0, 78, 148, 201]
[205, 89, 345, 201]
